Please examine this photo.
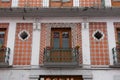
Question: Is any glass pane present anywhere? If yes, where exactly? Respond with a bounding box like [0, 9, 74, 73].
[53, 32, 60, 48]
[0, 32, 5, 48]
[62, 32, 69, 48]
[118, 32, 120, 41]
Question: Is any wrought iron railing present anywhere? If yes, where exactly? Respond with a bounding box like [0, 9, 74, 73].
[112, 47, 120, 65]
[0, 47, 10, 66]
[43, 48, 79, 67]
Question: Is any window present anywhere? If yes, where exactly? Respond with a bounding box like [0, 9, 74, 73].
[51, 28, 71, 49]
[51, 0, 70, 2]
[0, 32, 5, 48]
[18, 30, 30, 41]
[0, 28, 7, 48]
[92, 30, 104, 41]
[117, 29, 120, 42]
[51, 0, 61, 1]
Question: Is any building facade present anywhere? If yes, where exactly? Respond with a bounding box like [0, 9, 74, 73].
[0, 0, 120, 80]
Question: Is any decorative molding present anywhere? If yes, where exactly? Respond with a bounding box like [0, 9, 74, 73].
[45, 23, 77, 47]
[33, 23, 41, 31]
[83, 75, 93, 80]
[45, 23, 77, 28]
[18, 30, 30, 41]
[92, 29, 104, 41]
[29, 75, 39, 79]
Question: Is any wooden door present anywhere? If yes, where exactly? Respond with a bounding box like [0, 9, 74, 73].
[51, 28, 71, 49]
[50, 28, 72, 62]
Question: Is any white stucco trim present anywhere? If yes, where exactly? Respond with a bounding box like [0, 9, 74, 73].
[31, 23, 41, 66]
[43, 0, 49, 7]
[73, 0, 79, 7]
[7, 21, 16, 65]
[104, 0, 111, 7]
[82, 22, 91, 67]
[107, 21, 116, 65]
[11, 0, 18, 7]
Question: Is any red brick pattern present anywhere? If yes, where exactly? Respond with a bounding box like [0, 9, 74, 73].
[89, 22, 109, 65]
[0, 0, 11, 7]
[76, 23, 82, 64]
[0, 23, 9, 47]
[112, 1, 120, 7]
[13, 23, 33, 65]
[79, 0, 102, 7]
[50, 0, 73, 7]
[39, 23, 47, 64]
[18, 0, 42, 7]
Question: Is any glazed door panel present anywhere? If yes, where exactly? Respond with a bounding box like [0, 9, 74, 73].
[51, 28, 71, 49]
[50, 28, 72, 62]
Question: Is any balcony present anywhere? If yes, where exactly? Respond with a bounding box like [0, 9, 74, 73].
[112, 47, 120, 67]
[43, 48, 79, 67]
[0, 47, 10, 67]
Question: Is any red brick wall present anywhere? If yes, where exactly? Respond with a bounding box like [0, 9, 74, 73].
[13, 23, 33, 65]
[18, 0, 42, 7]
[89, 22, 109, 65]
[0, 0, 11, 7]
[50, 0, 73, 7]
[76, 23, 82, 64]
[39, 23, 47, 64]
[79, 0, 102, 7]
[111, 1, 120, 7]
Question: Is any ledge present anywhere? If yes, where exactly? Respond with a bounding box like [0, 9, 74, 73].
[43, 62, 79, 68]
[0, 63, 11, 68]
[0, 7, 120, 17]
[109, 64, 120, 68]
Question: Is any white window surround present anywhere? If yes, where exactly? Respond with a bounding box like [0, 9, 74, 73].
[18, 30, 30, 41]
[92, 30, 104, 41]
[73, 0, 79, 7]
[43, 0, 49, 7]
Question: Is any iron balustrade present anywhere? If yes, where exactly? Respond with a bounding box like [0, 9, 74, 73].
[112, 47, 120, 65]
[0, 47, 10, 66]
[43, 48, 79, 67]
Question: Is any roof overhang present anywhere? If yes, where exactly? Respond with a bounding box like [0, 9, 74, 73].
[0, 7, 120, 17]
